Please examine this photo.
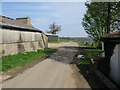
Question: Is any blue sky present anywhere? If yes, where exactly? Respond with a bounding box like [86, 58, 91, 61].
[2, 2, 88, 37]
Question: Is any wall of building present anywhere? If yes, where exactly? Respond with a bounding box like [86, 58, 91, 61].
[42, 33, 48, 48]
[47, 35, 58, 42]
[0, 28, 48, 58]
[110, 44, 120, 85]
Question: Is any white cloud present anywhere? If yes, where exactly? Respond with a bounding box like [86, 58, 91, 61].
[3, 0, 118, 2]
[2, 2, 88, 37]
[30, 3, 88, 37]
[2, 0, 89, 2]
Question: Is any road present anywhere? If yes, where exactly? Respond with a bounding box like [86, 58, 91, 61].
[2, 42, 90, 88]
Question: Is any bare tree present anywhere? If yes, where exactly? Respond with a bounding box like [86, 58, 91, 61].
[47, 23, 61, 35]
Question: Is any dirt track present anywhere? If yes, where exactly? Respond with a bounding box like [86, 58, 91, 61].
[2, 42, 90, 88]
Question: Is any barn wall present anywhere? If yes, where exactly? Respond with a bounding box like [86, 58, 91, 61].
[0, 29, 2, 58]
[42, 33, 48, 48]
[118, 44, 120, 85]
[0, 44, 2, 58]
[0, 28, 2, 44]
[110, 44, 120, 85]
[0, 28, 48, 58]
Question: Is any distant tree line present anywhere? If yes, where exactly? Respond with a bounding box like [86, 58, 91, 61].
[82, 1, 120, 47]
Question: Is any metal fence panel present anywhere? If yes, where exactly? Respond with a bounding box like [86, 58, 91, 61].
[21, 31, 34, 42]
[10, 30, 20, 43]
[35, 32, 42, 41]
[2, 29, 11, 43]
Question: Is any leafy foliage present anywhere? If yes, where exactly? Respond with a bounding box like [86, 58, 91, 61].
[82, 2, 120, 47]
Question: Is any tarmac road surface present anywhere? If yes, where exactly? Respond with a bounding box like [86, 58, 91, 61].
[2, 42, 90, 88]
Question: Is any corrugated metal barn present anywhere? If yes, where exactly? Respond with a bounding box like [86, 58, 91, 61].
[0, 16, 48, 58]
[47, 35, 59, 42]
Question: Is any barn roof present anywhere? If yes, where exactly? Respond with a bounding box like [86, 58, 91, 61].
[0, 16, 42, 33]
[101, 32, 120, 38]
[101, 32, 120, 43]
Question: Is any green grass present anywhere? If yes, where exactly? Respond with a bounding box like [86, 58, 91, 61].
[77, 57, 91, 65]
[77, 41, 94, 46]
[76, 42, 106, 88]
[77, 57, 91, 74]
[48, 41, 59, 43]
[78, 43, 103, 53]
[59, 38, 71, 42]
[80, 43, 85, 45]
[77, 57, 91, 75]
[77, 57, 107, 88]
[82, 49, 103, 53]
[77, 41, 86, 46]
[1, 48, 54, 72]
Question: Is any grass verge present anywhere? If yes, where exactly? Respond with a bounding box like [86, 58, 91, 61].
[1, 48, 55, 72]
[82, 48, 103, 53]
[78, 42, 103, 53]
[76, 43, 107, 88]
[48, 41, 59, 43]
[76, 57, 107, 88]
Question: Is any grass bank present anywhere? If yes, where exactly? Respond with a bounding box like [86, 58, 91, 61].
[77, 41, 103, 54]
[76, 42, 107, 88]
[81, 46, 103, 53]
[1, 48, 55, 72]
[48, 41, 59, 43]
[76, 57, 107, 88]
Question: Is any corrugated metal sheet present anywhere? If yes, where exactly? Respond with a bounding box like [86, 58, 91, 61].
[0, 16, 40, 31]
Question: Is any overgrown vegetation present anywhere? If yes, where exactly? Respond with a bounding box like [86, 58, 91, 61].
[1, 48, 54, 72]
[76, 42, 107, 88]
[77, 41, 103, 53]
[82, 47, 103, 53]
[77, 57, 107, 88]
[83, 49, 102, 53]
[77, 41, 94, 46]
[77, 57, 91, 65]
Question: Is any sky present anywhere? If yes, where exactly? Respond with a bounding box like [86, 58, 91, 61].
[2, 2, 88, 37]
